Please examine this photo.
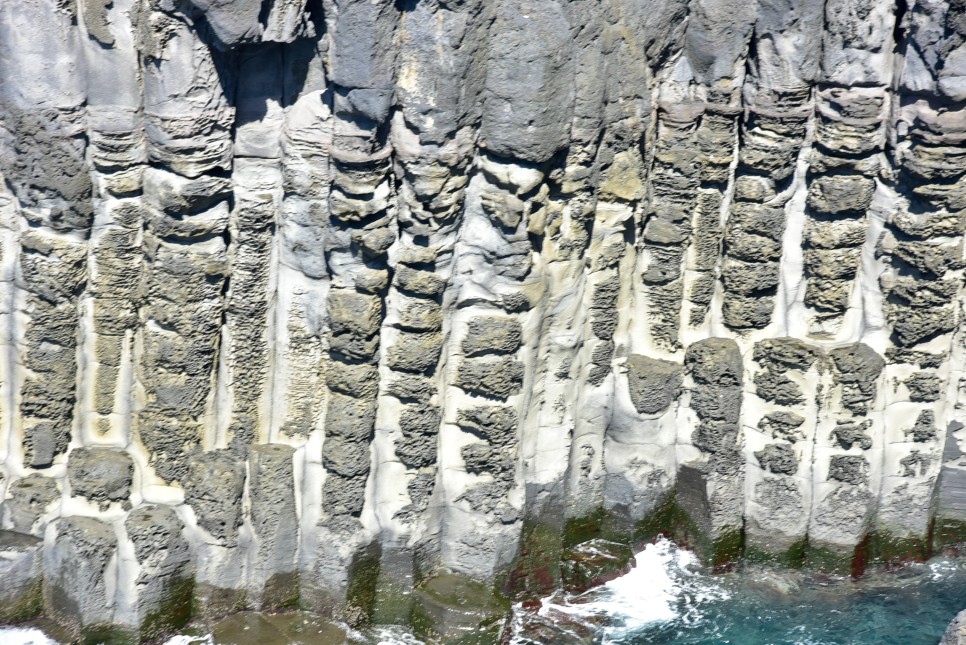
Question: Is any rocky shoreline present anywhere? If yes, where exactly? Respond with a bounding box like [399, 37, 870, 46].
[2, 0, 966, 641]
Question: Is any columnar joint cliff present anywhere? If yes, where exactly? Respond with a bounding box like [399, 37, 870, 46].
[1, 0, 966, 641]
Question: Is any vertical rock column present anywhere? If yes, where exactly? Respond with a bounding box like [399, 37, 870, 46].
[272, 41, 332, 612]
[719, 89, 811, 333]
[370, 0, 483, 616]
[799, 87, 884, 337]
[0, 0, 91, 471]
[273, 42, 331, 443]
[84, 199, 143, 443]
[444, 159, 534, 582]
[878, 97, 966, 555]
[887, 0, 966, 553]
[182, 450, 247, 616]
[374, 142, 470, 619]
[744, 338, 820, 564]
[248, 444, 298, 608]
[136, 2, 237, 620]
[221, 44, 286, 453]
[221, 166, 277, 452]
[135, 2, 233, 483]
[426, 159, 536, 642]
[516, 0, 649, 595]
[124, 505, 192, 641]
[18, 234, 88, 469]
[672, 0, 754, 338]
[312, 0, 399, 620]
[136, 176, 229, 484]
[807, 343, 885, 572]
[44, 516, 119, 641]
[796, 0, 896, 339]
[641, 103, 703, 349]
[559, 0, 654, 529]
[313, 142, 394, 617]
[0, 180, 17, 473]
[228, 46, 303, 608]
[0, 530, 43, 623]
[682, 338, 744, 566]
[709, 0, 822, 334]
[80, 0, 145, 444]
[685, 103, 741, 333]
[566, 222, 626, 522]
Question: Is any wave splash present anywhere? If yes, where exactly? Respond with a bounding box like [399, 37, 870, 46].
[7, 539, 966, 644]
[510, 538, 728, 643]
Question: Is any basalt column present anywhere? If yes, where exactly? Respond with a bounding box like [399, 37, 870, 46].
[883, 0, 966, 554]
[7, 0, 966, 641]
[310, 0, 399, 621]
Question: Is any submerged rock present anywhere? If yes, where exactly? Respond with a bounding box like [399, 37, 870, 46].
[2, 0, 966, 639]
[943, 609, 966, 645]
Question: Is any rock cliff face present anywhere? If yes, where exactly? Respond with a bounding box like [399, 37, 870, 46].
[1, 0, 966, 640]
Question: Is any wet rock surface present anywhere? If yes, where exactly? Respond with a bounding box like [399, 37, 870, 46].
[1, 0, 966, 640]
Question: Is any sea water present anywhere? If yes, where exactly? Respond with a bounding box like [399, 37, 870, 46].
[5, 539, 966, 644]
[513, 538, 966, 644]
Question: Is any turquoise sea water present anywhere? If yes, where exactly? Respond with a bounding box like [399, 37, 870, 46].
[627, 561, 966, 644]
[513, 539, 966, 645]
[4, 539, 966, 644]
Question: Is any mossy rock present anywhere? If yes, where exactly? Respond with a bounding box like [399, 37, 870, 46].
[139, 576, 194, 643]
[563, 507, 609, 548]
[868, 529, 929, 565]
[0, 578, 43, 624]
[560, 539, 634, 593]
[412, 572, 510, 645]
[744, 538, 807, 569]
[345, 545, 381, 627]
[932, 518, 966, 552]
[192, 584, 247, 622]
[634, 495, 714, 560]
[372, 551, 415, 626]
[561, 497, 745, 585]
[81, 623, 137, 645]
[211, 611, 346, 645]
[502, 520, 562, 599]
[711, 529, 744, 571]
[804, 542, 861, 576]
[261, 571, 300, 612]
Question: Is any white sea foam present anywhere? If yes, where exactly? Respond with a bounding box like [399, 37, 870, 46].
[366, 625, 425, 644]
[0, 629, 219, 645]
[161, 636, 213, 645]
[514, 538, 727, 644]
[0, 540, 718, 645]
[0, 627, 58, 645]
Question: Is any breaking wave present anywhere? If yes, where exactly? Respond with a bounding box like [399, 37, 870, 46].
[509, 538, 729, 643]
[7, 538, 966, 644]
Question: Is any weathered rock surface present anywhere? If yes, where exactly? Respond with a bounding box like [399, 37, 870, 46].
[1, 0, 966, 640]
[946, 609, 966, 645]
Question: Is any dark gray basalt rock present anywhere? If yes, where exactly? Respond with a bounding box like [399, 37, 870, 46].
[66, 447, 134, 505]
[758, 412, 807, 443]
[462, 316, 523, 357]
[0, 530, 43, 623]
[3, 475, 60, 536]
[625, 354, 683, 415]
[755, 444, 798, 475]
[4, 0, 966, 638]
[183, 451, 246, 545]
[125, 505, 192, 639]
[828, 456, 869, 486]
[905, 372, 942, 402]
[455, 356, 525, 400]
[44, 517, 118, 639]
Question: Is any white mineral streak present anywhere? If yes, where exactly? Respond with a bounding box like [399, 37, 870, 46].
[0, 0, 965, 641]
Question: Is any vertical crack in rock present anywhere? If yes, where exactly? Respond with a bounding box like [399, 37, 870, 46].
[3, 0, 966, 639]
